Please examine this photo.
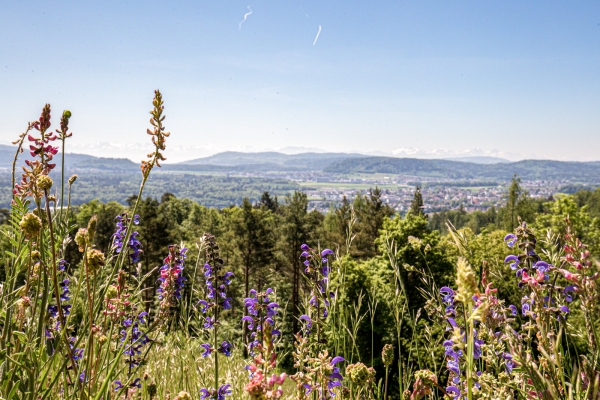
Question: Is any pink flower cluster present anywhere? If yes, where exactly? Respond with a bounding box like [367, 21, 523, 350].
[245, 360, 286, 400]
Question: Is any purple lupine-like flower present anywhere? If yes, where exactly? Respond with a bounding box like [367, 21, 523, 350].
[200, 384, 232, 400]
[119, 311, 150, 368]
[112, 213, 142, 265]
[508, 304, 518, 316]
[299, 314, 313, 332]
[157, 245, 188, 315]
[300, 244, 336, 325]
[504, 255, 520, 270]
[201, 343, 213, 358]
[534, 261, 550, 273]
[564, 285, 576, 302]
[218, 341, 232, 357]
[503, 352, 515, 373]
[242, 288, 281, 354]
[58, 259, 68, 272]
[504, 233, 517, 247]
[446, 385, 461, 398]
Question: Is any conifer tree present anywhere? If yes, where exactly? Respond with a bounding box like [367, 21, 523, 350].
[409, 186, 426, 217]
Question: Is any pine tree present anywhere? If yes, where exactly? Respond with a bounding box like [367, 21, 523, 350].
[409, 186, 426, 217]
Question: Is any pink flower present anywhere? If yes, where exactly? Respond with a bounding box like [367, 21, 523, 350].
[559, 269, 581, 283]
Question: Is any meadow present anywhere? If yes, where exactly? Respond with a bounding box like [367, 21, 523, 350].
[1, 91, 600, 400]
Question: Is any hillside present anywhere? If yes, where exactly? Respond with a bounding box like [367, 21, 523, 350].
[0, 145, 137, 171]
[324, 157, 600, 183]
[178, 151, 365, 171]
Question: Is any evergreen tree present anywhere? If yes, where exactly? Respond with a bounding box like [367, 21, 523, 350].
[234, 198, 276, 351]
[258, 191, 279, 213]
[280, 191, 313, 333]
[409, 186, 425, 217]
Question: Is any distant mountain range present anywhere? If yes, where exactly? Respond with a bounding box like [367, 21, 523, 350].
[2, 145, 600, 184]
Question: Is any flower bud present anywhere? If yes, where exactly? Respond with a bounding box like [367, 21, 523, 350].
[75, 228, 88, 252]
[20, 212, 42, 239]
[37, 175, 53, 190]
[87, 216, 97, 244]
[86, 249, 105, 275]
[68, 174, 78, 184]
[346, 362, 370, 386]
[382, 344, 394, 367]
[105, 285, 118, 301]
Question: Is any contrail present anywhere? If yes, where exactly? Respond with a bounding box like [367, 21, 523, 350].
[239, 6, 253, 30]
[313, 25, 321, 45]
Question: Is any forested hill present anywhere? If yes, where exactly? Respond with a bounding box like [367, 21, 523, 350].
[178, 151, 365, 171]
[324, 157, 600, 183]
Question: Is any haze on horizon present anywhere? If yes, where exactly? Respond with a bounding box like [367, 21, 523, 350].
[1, 1, 599, 163]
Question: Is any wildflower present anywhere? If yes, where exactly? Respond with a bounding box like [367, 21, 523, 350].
[504, 255, 520, 270]
[20, 212, 42, 239]
[217, 341, 232, 356]
[504, 233, 517, 247]
[68, 174, 78, 184]
[37, 175, 53, 190]
[411, 370, 437, 400]
[86, 249, 105, 275]
[382, 344, 394, 367]
[346, 362, 370, 386]
[563, 285, 577, 302]
[157, 244, 188, 317]
[446, 385, 461, 399]
[200, 343, 213, 357]
[174, 391, 192, 400]
[141, 90, 170, 178]
[299, 315, 313, 332]
[75, 228, 88, 252]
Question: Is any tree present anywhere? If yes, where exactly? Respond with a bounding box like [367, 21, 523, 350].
[257, 191, 279, 213]
[280, 191, 316, 333]
[233, 198, 276, 350]
[409, 186, 425, 217]
[352, 188, 394, 259]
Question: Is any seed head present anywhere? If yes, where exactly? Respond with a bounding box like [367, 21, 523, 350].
[414, 369, 437, 386]
[20, 212, 42, 239]
[382, 344, 394, 367]
[147, 382, 157, 397]
[346, 362, 370, 386]
[86, 249, 105, 275]
[75, 228, 88, 252]
[86, 216, 97, 244]
[68, 174, 78, 184]
[455, 257, 478, 303]
[173, 392, 191, 400]
[37, 175, 53, 191]
[105, 285, 118, 301]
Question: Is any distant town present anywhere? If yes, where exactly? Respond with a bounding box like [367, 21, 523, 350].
[212, 169, 568, 213]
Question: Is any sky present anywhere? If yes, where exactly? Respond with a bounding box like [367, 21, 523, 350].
[1, 1, 599, 162]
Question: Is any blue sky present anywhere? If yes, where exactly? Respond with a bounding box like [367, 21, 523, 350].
[1, 1, 599, 162]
